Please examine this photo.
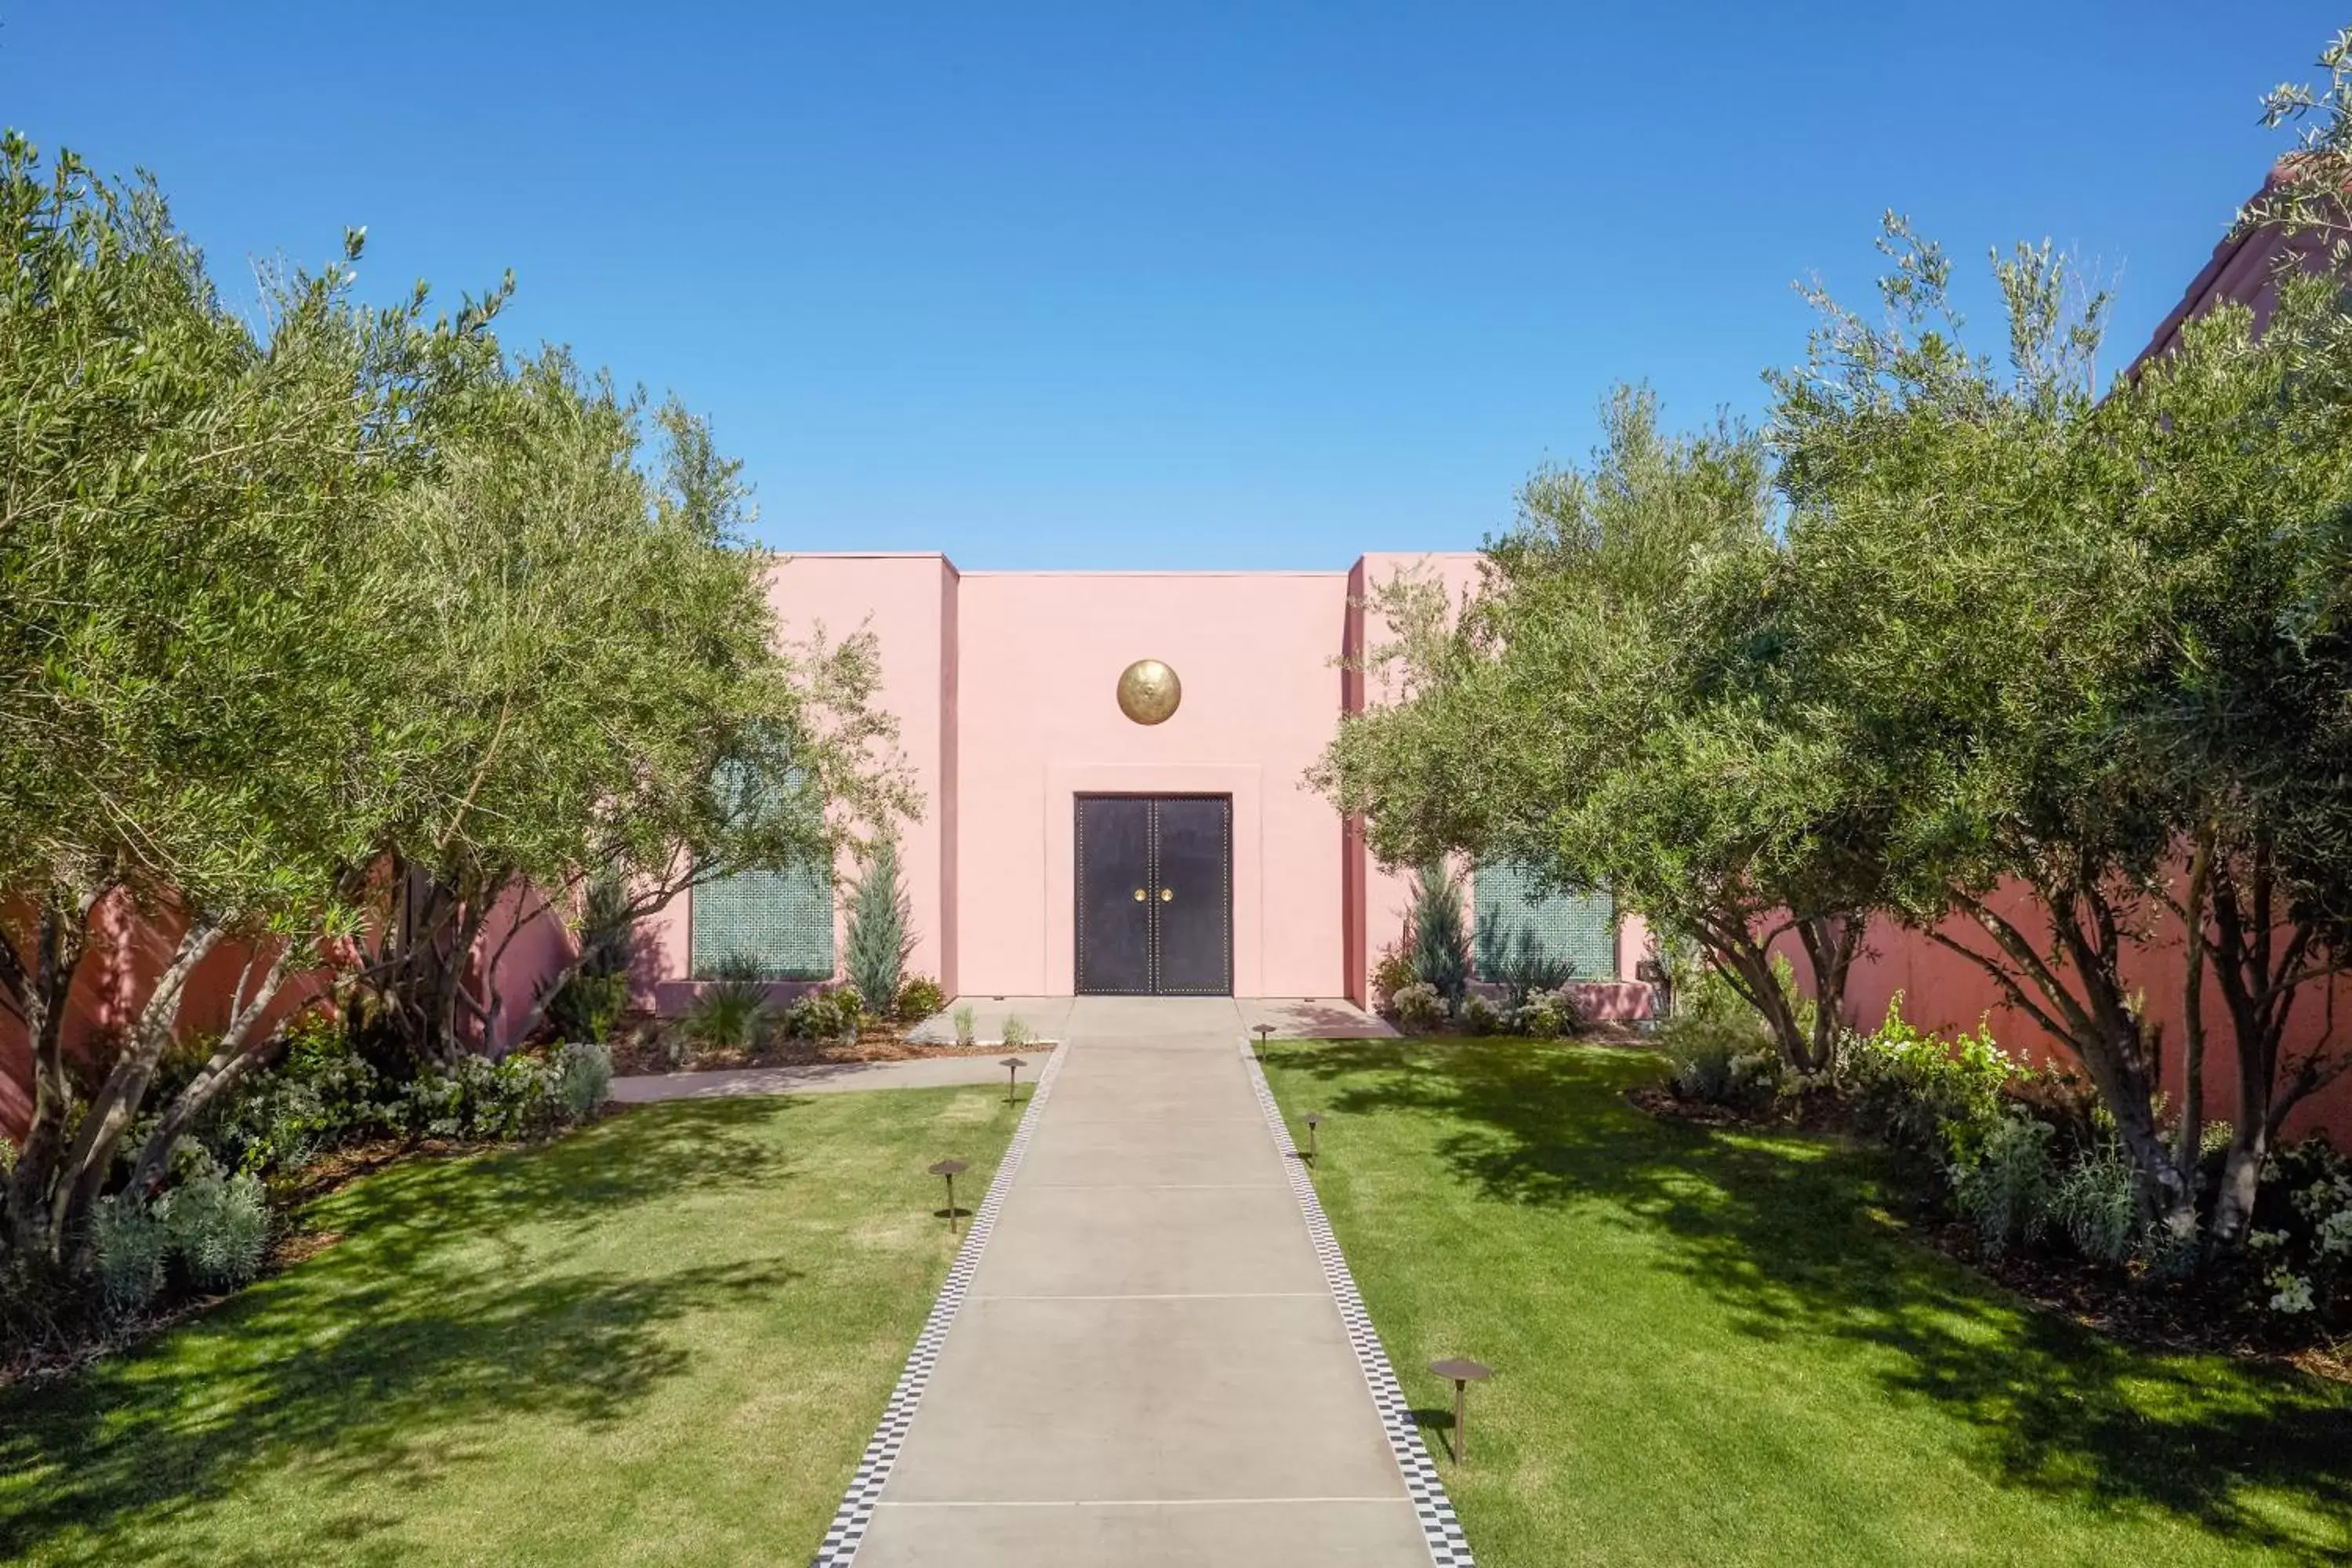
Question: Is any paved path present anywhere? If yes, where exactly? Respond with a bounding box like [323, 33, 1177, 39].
[842, 997, 1439, 1567]
[608, 1051, 1052, 1105]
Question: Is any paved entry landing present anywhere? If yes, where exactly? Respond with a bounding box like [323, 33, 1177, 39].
[841, 997, 1441, 1566]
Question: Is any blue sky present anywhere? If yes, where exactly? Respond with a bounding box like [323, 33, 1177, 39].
[5, 3, 2339, 567]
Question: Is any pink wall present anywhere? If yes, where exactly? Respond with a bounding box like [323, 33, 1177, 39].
[1824, 889, 2352, 1144]
[955, 568, 1358, 996]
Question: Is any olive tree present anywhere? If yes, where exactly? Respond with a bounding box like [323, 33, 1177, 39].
[1316, 389, 1888, 1071]
[1775, 220, 2352, 1234]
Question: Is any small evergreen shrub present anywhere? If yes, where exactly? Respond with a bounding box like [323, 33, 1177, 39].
[547, 971, 629, 1046]
[1391, 981, 1445, 1033]
[90, 1192, 171, 1314]
[1370, 945, 1416, 1015]
[1406, 861, 1471, 1007]
[1460, 994, 1502, 1035]
[782, 989, 858, 1040]
[552, 1040, 613, 1122]
[895, 975, 948, 1022]
[165, 1165, 270, 1291]
[1951, 1112, 2055, 1258]
[1661, 1015, 1780, 1110]
[1511, 989, 1575, 1037]
[2048, 1142, 2141, 1264]
[1000, 1014, 1033, 1048]
[952, 1004, 978, 1046]
[844, 836, 916, 1011]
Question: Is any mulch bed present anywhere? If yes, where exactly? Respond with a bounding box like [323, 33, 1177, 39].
[607, 1014, 1008, 1078]
[1627, 1083, 2351, 1384]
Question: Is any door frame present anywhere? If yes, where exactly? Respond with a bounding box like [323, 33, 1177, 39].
[1043, 763, 1265, 996]
[1070, 790, 1236, 997]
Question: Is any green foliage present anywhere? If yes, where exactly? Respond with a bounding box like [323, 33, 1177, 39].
[1460, 994, 1502, 1035]
[1951, 1113, 2056, 1259]
[1838, 996, 2017, 1163]
[545, 874, 636, 1042]
[1369, 946, 1416, 1014]
[844, 836, 916, 1014]
[216, 1011, 394, 1175]
[1509, 989, 1580, 1038]
[999, 1015, 1033, 1049]
[162, 1167, 270, 1293]
[779, 989, 858, 1041]
[2049, 1143, 2143, 1265]
[1475, 914, 1576, 1000]
[89, 1193, 169, 1316]
[550, 1042, 612, 1123]
[951, 1004, 978, 1047]
[1661, 1014, 1781, 1110]
[685, 956, 771, 1051]
[546, 972, 629, 1047]
[1406, 861, 1471, 1006]
[894, 975, 946, 1022]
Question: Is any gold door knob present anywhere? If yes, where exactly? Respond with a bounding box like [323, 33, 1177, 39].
[1133, 888, 1146, 902]
[1160, 887, 1174, 902]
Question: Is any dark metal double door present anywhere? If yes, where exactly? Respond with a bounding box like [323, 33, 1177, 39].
[1075, 795, 1232, 996]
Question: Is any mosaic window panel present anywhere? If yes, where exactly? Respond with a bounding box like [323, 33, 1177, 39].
[1472, 861, 1616, 982]
[689, 861, 836, 980]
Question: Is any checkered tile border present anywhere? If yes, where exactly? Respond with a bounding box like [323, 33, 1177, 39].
[808, 1044, 1068, 1566]
[1240, 1036, 1478, 1568]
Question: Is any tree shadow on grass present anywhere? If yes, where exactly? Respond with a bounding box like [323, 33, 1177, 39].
[1264, 1040, 2352, 1564]
[0, 1095, 820, 1566]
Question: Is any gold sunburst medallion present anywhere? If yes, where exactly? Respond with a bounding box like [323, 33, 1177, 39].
[1116, 658, 1181, 724]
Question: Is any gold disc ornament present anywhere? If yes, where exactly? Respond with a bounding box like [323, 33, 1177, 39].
[1116, 659, 1181, 724]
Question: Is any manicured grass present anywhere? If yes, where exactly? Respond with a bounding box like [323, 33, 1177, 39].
[1260, 1038, 2352, 1567]
[0, 1085, 1015, 1566]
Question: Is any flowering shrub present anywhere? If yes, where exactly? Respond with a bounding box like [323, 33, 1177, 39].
[2248, 1140, 2352, 1320]
[1391, 981, 1446, 1033]
[1510, 989, 1581, 1038]
[895, 975, 948, 1022]
[1460, 995, 1503, 1035]
[1662, 1015, 1781, 1110]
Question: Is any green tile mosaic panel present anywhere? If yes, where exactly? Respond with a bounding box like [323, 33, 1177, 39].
[689, 862, 836, 980]
[1472, 861, 1616, 982]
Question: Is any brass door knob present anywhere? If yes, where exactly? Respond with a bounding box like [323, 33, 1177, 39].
[1160, 887, 1174, 902]
[1133, 888, 1147, 902]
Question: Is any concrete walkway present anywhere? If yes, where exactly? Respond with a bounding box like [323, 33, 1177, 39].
[844, 996, 1437, 1566]
[608, 1051, 1053, 1105]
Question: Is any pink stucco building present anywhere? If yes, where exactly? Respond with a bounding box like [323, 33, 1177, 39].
[637, 551, 1649, 1015]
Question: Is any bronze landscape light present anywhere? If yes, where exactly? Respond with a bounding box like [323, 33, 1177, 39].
[928, 1158, 970, 1235]
[1428, 1357, 1491, 1463]
[1000, 1055, 1026, 1105]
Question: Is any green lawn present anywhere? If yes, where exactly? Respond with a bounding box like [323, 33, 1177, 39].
[1259, 1038, 2352, 1567]
[0, 1085, 1015, 1566]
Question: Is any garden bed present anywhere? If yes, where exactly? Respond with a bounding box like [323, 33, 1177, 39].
[1628, 1080, 2352, 1381]
[604, 1011, 1015, 1076]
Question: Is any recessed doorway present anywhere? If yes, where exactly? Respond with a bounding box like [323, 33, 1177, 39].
[1073, 794, 1232, 996]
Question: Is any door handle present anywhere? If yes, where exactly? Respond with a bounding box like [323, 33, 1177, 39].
[1133, 887, 1147, 902]
[1160, 887, 1174, 902]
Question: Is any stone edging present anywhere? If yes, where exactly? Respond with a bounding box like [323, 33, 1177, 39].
[1238, 1036, 1478, 1568]
[808, 1041, 1069, 1566]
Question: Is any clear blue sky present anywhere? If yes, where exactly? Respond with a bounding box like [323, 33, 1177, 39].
[6, 3, 2340, 567]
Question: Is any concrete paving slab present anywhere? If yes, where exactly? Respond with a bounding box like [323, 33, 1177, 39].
[1018, 1108, 1290, 1189]
[607, 1050, 1050, 1104]
[880, 1294, 1406, 1504]
[970, 1183, 1324, 1299]
[851, 1499, 1431, 1566]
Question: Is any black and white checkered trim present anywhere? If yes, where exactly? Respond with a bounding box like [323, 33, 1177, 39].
[1240, 1036, 1478, 1568]
[808, 1044, 1069, 1566]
